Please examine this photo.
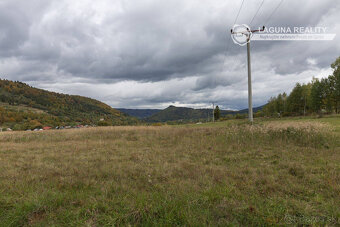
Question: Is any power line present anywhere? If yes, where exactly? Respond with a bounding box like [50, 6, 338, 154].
[264, 0, 284, 26]
[233, 0, 245, 25]
[220, 0, 246, 72]
[249, 0, 265, 26]
[226, 0, 246, 53]
[223, 0, 285, 122]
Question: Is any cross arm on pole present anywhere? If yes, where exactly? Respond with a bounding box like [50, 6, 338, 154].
[230, 26, 265, 35]
[250, 26, 265, 33]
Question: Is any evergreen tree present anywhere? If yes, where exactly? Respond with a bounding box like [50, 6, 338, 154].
[330, 57, 340, 113]
[287, 83, 304, 115]
[214, 106, 220, 120]
[301, 83, 312, 115]
[311, 79, 323, 113]
[282, 92, 287, 113]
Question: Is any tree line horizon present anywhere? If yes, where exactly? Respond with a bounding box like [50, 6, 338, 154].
[260, 56, 340, 117]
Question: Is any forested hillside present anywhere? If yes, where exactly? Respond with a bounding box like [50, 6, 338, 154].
[117, 108, 161, 119]
[262, 57, 340, 116]
[0, 79, 138, 130]
[145, 105, 238, 122]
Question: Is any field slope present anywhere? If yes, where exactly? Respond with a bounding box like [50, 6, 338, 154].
[0, 116, 339, 226]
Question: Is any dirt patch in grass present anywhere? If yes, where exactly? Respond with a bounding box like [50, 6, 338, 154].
[28, 209, 46, 226]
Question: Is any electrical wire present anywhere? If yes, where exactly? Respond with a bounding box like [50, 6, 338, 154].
[264, 0, 284, 26]
[249, 0, 265, 26]
[221, 0, 246, 70]
[233, 0, 245, 25]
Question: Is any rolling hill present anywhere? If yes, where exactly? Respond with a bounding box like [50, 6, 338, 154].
[238, 105, 266, 114]
[0, 79, 138, 130]
[144, 105, 265, 122]
[117, 108, 161, 119]
[145, 105, 236, 122]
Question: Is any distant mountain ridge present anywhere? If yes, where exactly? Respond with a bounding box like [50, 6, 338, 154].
[120, 105, 265, 122]
[238, 105, 265, 114]
[117, 108, 161, 119]
[145, 105, 238, 122]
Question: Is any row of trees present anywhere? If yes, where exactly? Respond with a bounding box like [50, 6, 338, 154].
[262, 57, 340, 116]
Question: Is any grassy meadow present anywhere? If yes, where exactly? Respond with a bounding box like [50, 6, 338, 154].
[0, 116, 339, 226]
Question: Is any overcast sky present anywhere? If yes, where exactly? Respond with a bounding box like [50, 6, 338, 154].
[0, 0, 339, 109]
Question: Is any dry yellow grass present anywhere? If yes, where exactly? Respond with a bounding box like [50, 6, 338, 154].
[0, 118, 339, 226]
[263, 121, 329, 131]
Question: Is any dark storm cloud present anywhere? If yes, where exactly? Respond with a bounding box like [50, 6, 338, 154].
[227, 0, 339, 75]
[0, 0, 51, 56]
[0, 0, 339, 109]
